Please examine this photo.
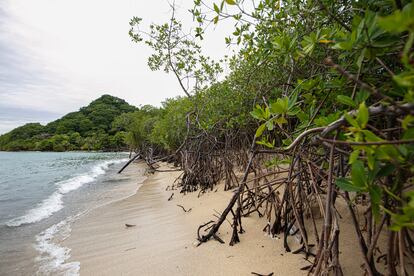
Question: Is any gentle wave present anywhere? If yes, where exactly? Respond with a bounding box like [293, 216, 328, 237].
[6, 158, 128, 227]
[35, 218, 80, 276]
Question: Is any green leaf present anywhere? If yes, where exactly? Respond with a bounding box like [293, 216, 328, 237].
[270, 102, 283, 114]
[282, 138, 292, 146]
[362, 130, 383, 142]
[369, 185, 382, 205]
[250, 108, 263, 120]
[351, 160, 367, 188]
[402, 115, 414, 129]
[301, 35, 316, 55]
[399, 145, 408, 157]
[376, 145, 400, 161]
[287, 106, 301, 116]
[225, 0, 237, 5]
[336, 177, 364, 192]
[367, 152, 375, 170]
[213, 16, 219, 24]
[213, 3, 220, 13]
[355, 90, 370, 105]
[357, 102, 369, 128]
[264, 107, 270, 120]
[333, 40, 354, 51]
[299, 78, 319, 91]
[369, 185, 383, 218]
[266, 120, 274, 131]
[377, 164, 395, 177]
[337, 95, 356, 107]
[356, 48, 366, 68]
[344, 113, 359, 128]
[349, 149, 360, 164]
[393, 71, 414, 88]
[271, 97, 289, 115]
[378, 3, 414, 33]
[403, 128, 414, 139]
[288, 90, 298, 108]
[255, 123, 266, 138]
[256, 138, 274, 149]
[275, 116, 287, 127]
[296, 111, 309, 123]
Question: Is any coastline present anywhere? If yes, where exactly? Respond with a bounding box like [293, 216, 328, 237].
[61, 163, 309, 276]
[0, 152, 133, 276]
[33, 159, 146, 276]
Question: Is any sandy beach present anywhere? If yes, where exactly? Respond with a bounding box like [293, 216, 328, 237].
[62, 162, 311, 276]
[60, 161, 381, 276]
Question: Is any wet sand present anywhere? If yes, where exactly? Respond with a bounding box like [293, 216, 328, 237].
[62, 163, 309, 275]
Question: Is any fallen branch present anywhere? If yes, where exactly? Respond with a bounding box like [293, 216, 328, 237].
[118, 153, 140, 174]
[177, 204, 192, 212]
[168, 193, 174, 201]
[251, 272, 274, 276]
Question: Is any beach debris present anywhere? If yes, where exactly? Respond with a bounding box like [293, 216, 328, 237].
[300, 265, 312, 271]
[197, 220, 226, 245]
[125, 223, 136, 228]
[118, 153, 140, 174]
[125, 247, 136, 251]
[168, 192, 174, 201]
[192, 240, 202, 247]
[213, 234, 224, 244]
[251, 272, 273, 276]
[197, 220, 215, 239]
[176, 204, 192, 213]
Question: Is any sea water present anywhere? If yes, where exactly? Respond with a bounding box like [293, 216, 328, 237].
[0, 151, 133, 275]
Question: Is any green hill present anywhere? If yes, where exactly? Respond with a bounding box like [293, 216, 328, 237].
[0, 95, 137, 151]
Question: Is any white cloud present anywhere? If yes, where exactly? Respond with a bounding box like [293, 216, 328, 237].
[0, 0, 234, 133]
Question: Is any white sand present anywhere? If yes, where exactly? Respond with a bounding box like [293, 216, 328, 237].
[63, 163, 310, 275]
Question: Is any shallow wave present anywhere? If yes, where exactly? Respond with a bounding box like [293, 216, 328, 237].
[6, 158, 128, 227]
[6, 192, 63, 227]
[35, 218, 80, 276]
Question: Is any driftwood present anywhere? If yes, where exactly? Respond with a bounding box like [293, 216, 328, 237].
[168, 193, 174, 201]
[177, 204, 192, 213]
[118, 153, 141, 174]
[251, 272, 274, 276]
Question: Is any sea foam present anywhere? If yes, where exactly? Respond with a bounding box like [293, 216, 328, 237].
[6, 158, 127, 227]
[35, 218, 80, 276]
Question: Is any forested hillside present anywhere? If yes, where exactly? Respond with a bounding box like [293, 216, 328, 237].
[0, 95, 137, 151]
[123, 0, 414, 274]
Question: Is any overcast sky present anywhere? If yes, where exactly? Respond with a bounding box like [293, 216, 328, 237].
[0, 0, 233, 134]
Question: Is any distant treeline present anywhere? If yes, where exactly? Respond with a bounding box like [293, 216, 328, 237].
[0, 95, 137, 151]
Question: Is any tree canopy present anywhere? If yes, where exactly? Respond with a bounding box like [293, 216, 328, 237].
[0, 95, 137, 151]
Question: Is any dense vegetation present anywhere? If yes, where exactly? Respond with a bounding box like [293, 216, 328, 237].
[0, 95, 136, 151]
[126, 0, 414, 275]
[3, 0, 413, 272]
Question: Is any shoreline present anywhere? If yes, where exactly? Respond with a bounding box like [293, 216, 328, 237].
[33, 161, 147, 276]
[61, 163, 309, 276]
[0, 152, 134, 276]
